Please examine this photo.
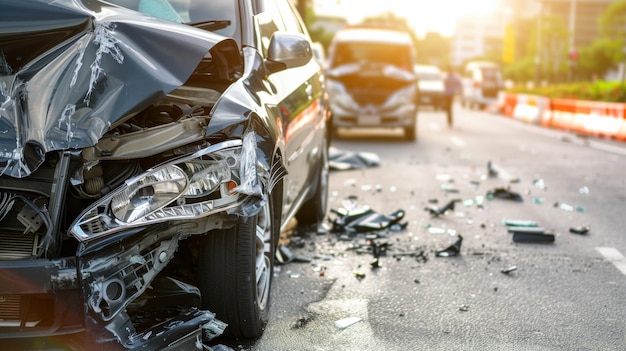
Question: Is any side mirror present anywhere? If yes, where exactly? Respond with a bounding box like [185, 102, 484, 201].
[266, 32, 312, 73]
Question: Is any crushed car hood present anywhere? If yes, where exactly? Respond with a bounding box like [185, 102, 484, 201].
[0, 0, 226, 178]
[327, 62, 416, 82]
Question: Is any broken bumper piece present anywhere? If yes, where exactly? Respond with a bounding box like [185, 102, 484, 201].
[123, 309, 227, 350]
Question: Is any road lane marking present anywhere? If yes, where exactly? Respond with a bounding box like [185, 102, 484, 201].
[451, 136, 465, 147]
[596, 247, 626, 276]
[588, 141, 626, 157]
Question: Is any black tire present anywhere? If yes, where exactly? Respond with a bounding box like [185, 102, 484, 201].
[295, 134, 329, 225]
[199, 200, 275, 339]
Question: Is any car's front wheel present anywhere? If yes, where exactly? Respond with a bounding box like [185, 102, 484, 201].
[199, 198, 275, 339]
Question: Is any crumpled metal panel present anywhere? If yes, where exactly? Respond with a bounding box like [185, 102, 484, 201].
[0, 0, 225, 178]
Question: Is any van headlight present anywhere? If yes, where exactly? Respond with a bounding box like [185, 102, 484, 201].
[326, 79, 355, 109]
[385, 85, 416, 108]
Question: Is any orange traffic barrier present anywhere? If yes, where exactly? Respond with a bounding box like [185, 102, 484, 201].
[498, 92, 517, 117]
[548, 98, 577, 131]
[500, 93, 626, 142]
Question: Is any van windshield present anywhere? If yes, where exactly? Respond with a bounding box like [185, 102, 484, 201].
[331, 41, 412, 71]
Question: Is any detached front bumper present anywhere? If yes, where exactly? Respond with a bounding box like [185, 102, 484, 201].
[0, 236, 228, 350]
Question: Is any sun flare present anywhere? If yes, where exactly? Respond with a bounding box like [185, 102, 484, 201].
[314, 0, 502, 37]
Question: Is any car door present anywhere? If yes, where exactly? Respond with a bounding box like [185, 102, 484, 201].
[256, 0, 325, 220]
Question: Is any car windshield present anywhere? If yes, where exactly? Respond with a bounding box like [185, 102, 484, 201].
[106, 0, 238, 39]
[331, 41, 412, 70]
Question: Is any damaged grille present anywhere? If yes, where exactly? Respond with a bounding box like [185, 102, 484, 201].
[0, 230, 38, 260]
[0, 294, 55, 328]
[0, 189, 50, 260]
[0, 295, 20, 322]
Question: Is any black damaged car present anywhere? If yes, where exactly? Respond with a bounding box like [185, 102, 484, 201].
[0, 0, 329, 349]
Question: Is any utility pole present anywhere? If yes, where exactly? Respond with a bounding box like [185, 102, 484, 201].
[534, 0, 542, 86]
[568, 0, 577, 82]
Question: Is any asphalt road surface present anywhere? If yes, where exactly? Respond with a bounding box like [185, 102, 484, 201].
[215, 103, 626, 351]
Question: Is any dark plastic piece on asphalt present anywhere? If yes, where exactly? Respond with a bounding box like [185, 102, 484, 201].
[353, 270, 366, 279]
[331, 207, 406, 234]
[487, 160, 498, 178]
[501, 266, 517, 274]
[276, 245, 311, 264]
[424, 199, 461, 217]
[276, 245, 294, 264]
[501, 219, 538, 227]
[488, 187, 523, 202]
[512, 231, 555, 243]
[507, 227, 550, 235]
[370, 258, 381, 269]
[569, 225, 591, 234]
[435, 235, 463, 257]
[329, 147, 380, 170]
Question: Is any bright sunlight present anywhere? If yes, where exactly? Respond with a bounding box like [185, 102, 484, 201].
[314, 0, 502, 37]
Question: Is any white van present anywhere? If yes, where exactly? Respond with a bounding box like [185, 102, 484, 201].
[460, 61, 503, 109]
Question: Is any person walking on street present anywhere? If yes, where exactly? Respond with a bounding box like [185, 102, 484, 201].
[443, 65, 462, 127]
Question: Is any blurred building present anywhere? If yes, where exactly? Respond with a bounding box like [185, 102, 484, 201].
[541, 0, 614, 50]
[450, 0, 614, 68]
[450, 15, 507, 67]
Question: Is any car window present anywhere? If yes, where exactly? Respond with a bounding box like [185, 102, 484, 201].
[274, 0, 305, 35]
[331, 41, 412, 70]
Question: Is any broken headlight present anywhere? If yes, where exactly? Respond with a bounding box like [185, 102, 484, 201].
[384, 85, 416, 109]
[71, 136, 257, 241]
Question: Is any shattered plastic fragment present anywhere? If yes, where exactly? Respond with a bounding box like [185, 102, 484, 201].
[579, 186, 590, 194]
[353, 270, 366, 279]
[509, 228, 555, 243]
[435, 235, 463, 257]
[436, 174, 452, 181]
[487, 161, 498, 178]
[428, 227, 446, 235]
[507, 227, 551, 235]
[533, 178, 546, 190]
[557, 203, 574, 211]
[501, 219, 539, 227]
[488, 187, 523, 202]
[440, 184, 460, 193]
[424, 199, 461, 217]
[335, 316, 362, 329]
[531, 197, 545, 204]
[370, 258, 381, 268]
[501, 266, 517, 274]
[329, 147, 380, 170]
[569, 225, 590, 234]
[331, 207, 406, 234]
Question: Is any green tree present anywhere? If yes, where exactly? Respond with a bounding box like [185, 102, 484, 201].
[599, 0, 626, 82]
[577, 38, 622, 80]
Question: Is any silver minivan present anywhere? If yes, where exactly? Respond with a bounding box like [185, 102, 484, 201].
[325, 27, 418, 140]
